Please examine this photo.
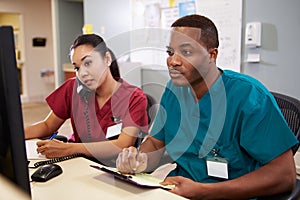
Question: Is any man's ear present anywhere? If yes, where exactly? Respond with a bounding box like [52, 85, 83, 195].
[105, 51, 112, 66]
[209, 48, 218, 63]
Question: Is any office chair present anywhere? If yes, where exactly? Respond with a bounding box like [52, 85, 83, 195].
[258, 92, 300, 200]
[144, 93, 174, 166]
[145, 93, 158, 126]
[136, 93, 158, 147]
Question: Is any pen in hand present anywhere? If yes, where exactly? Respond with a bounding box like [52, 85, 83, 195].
[36, 132, 58, 154]
[136, 132, 143, 156]
[49, 132, 58, 140]
[133, 132, 143, 172]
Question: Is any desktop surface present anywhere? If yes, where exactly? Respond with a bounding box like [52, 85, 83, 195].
[29, 157, 186, 200]
[0, 174, 30, 200]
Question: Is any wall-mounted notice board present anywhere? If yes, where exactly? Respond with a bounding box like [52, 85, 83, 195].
[196, 0, 243, 72]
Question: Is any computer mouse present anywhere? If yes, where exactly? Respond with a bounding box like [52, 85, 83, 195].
[31, 163, 63, 182]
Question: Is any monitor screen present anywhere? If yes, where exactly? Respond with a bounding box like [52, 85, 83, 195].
[0, 26, 31, 196]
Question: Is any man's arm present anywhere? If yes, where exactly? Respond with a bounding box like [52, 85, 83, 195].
[141, 136, 166, 172]
[162, 149, 296, 199]
[116, 135, 166, 173]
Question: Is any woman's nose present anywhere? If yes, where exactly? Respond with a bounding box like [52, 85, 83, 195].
[78, 67, 88, 78]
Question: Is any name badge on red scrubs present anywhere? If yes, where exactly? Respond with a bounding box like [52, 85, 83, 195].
[106, 123, 122, 139]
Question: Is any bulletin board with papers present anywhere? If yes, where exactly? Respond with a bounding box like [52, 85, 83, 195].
[130, 0, 243, 72]
[196, 0, 243, 72]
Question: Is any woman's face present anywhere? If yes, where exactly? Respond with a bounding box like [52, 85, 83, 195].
[70, 44, 110, 91]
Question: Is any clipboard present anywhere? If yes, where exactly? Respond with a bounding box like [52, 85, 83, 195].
[90, 165, 175, 190]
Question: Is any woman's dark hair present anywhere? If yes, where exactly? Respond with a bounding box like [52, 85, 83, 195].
[107, 48, 120, 81]
[70, 34, 120, 81]
[171, 14, 219, 50]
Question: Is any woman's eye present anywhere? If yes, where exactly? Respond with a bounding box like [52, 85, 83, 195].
[74, 66, 79, 71]
[84, 60, 92, 67]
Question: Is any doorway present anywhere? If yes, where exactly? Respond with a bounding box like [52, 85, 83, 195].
[0, 13, 24, 94]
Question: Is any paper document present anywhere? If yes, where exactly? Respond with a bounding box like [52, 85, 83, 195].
[90, 165, 175, 190]
[25, 140, 46, 160]
[150, 163, 177, 180]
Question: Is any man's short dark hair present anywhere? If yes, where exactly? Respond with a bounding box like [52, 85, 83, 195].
[171, 14, 219, 49]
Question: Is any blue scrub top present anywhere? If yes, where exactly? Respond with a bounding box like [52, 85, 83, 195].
[150, 69, 298, 183]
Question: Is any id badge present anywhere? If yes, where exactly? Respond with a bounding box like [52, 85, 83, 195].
[206, 157, 228, 179]
[106, 123, 122, 139]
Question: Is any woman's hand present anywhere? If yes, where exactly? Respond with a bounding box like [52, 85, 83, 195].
[36, 139, 70, 158]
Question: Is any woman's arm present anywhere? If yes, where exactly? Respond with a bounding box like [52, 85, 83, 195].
[37, 126, 140, 159]
[84, 126, 141, 159]
[24, 111, 65, 140]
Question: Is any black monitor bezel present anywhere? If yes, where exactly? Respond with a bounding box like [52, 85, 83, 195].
[0, 26, 31, 196]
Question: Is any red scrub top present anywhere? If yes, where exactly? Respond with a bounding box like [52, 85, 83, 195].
[46, 78, 148, 142]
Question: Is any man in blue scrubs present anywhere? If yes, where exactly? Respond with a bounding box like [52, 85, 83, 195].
[117, 14, 298, 199]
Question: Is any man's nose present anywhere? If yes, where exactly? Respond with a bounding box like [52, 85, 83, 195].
[168, 53, 182, 67]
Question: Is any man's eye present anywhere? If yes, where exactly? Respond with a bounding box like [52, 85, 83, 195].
[166, 49, 174, 56]
[181, 50, 192, 56]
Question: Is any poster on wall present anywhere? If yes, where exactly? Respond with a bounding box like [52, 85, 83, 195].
[197, 0, 242, 72]
[130, 0, 170, 67]
[130, 0, 242, 72]
[178, 1, 196, 17]
[130, 0, 197, 67]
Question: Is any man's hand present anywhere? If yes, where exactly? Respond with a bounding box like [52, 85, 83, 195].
[116, 146, 147, 174]
[161, 176, 201, 199]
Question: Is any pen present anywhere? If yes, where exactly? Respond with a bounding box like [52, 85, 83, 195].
[136, 132, 143, 157]
[49, 132, 58, 140]
[133, 132, 143, 172]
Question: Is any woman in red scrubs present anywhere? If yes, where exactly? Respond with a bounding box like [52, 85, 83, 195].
[25, 34, 148, 165]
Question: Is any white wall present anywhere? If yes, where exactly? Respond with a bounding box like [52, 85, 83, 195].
[84, 0, 300, 101]
[2, 0, 298, 103]
[84, 0, 142, 88]
[83, 0, 170, 102]
[242, 0, 300, 99]
[0, 0, 55, 103]
[54, 0, 83, 85]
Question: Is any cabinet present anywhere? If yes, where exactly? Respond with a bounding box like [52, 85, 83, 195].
[63, 63, 75, 80]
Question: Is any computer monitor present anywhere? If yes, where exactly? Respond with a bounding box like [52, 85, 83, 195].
[0, 26, 31, 196]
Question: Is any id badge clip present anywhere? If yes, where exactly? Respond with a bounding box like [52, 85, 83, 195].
[206, 149, 228, 179]
[106, 116, 122, 139]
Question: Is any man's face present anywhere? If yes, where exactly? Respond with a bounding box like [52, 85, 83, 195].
[166, 27, 213, 87]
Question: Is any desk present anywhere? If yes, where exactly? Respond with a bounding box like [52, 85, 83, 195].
[29, 157, 187, 200]
[0, 175, 30, 200]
